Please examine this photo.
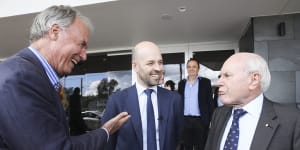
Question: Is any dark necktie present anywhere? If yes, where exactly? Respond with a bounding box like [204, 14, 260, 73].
[144, 89, 157, 150]
[223, 109, 247, 150]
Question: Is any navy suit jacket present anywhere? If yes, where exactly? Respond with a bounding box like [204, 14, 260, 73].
[205, 97, 300, 150]
[178, 77, 214, 126]
[0, 48, 107, 150]
[102, 85, 183, 150]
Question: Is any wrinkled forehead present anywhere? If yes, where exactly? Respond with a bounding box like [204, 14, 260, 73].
[221, 56, 246, 73]
[70, 18, 89, 34]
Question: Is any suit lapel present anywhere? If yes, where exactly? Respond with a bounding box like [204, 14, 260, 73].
[20, 48, 70, 133]
[215, 107, 232, 148]
[157, 87, 170, 150]
[127, 86, 143, 148]
[250, 98, 279, 150]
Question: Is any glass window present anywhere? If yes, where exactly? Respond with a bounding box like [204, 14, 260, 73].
[63, 52, 184, 111]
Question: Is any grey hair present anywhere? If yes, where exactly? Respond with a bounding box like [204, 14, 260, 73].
[29, 5, 93, 43]
[245, 53, 271, 92]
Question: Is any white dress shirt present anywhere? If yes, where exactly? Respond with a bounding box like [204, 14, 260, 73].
[220, 93, 264, 150]
[136, 82, 160, 150]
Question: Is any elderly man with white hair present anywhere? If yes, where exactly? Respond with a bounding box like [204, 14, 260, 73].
[205, 52, 300, 150]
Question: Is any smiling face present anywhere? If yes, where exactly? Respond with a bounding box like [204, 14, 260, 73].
[48, 18, 89, 76]
[186, 59, 199, 78]
[132, 41, 164, 88]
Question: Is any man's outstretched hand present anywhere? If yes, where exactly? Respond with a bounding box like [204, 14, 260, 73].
[102, 112, 131, 135]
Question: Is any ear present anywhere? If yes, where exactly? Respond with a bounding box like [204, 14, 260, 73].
[132, 61, 137, 71]
[48, 24, 60, 40]
[249, 72, 260, 90]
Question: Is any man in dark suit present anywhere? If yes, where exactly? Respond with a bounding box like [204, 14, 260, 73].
[102, 41, 183, 150]
[178, 58, 214, 150]
[0, 5, 130, 150]
[205, 52, 300, 150]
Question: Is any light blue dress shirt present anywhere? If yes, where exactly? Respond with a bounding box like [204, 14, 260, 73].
[184, 79, 201, 116]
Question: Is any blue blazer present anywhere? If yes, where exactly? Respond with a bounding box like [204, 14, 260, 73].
[102, 85, 184, 150]
[0, 48, 107, 150]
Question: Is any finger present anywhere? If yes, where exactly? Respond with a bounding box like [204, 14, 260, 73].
[107, 112, 128, 125]
[118, 115, 131, 126]
[115, 112, 129, 120]
[110, 115, 131, 134]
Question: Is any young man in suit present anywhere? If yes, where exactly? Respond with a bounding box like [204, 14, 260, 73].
[178, 58, 214, 150]
[102, 41, 184, 150]
[0, 5, 130, 150]
[205, 52, 300, 150]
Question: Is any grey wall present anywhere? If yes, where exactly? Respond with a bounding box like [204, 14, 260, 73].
[251, 13, 300, 106]
[239, 18, 254, 53]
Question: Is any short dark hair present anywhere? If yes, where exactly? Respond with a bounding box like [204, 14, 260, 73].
[165, 80, 175, 91]
[187, 58, 200, 68]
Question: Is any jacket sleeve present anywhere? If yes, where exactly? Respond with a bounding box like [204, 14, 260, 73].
[0, 61, 107, 150]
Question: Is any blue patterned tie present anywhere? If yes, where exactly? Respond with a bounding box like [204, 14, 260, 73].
[145, 89, 157, 150]
[223, 109, 247, 150]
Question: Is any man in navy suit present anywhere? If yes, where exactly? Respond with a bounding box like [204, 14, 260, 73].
[0, 5, 130, 150]
[102, 41, 184, 150]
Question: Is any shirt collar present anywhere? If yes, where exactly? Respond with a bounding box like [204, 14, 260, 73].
[234, 93, 264, 118]
[28, 46, 60, 91]
[135, 81, 157, 96]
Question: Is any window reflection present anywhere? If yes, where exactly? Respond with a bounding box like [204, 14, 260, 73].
[162, 64, 185, 91]
[62, 70, 132, 97]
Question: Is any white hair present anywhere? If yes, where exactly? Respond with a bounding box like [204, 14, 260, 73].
[245, 53, 271, 92]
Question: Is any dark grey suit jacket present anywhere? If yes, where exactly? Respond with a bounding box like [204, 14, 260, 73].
[0, 48, 107, 150]
[102, 85, 184, 150]
[205, 97, 300, 150]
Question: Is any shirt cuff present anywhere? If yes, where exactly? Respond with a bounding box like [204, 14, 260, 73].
[101, 127, 109, 142]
